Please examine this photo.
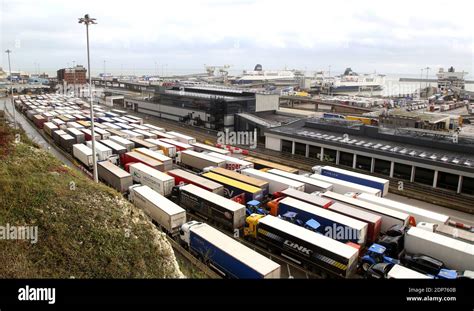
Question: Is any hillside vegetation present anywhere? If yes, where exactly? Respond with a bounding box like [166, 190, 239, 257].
[0, 120, 183, 278]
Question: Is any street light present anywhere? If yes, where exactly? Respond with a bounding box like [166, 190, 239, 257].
[425, 66, 430, 90]
[72, 60, 77, 96]
[420, 68, 424, 98]
[5, 49, 17, 129]
[79, 14, 99, 183]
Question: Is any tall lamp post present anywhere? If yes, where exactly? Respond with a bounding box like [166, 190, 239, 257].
[72, 60, 77, 96]
[79, 14, 99, 182]
[420, 68, 424, 98]
[5, 49, 17, 129]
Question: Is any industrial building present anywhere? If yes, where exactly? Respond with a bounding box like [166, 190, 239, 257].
[378, 109, 460, 131]
[123, 84, 279, 131]
[57, 65, 87, 85]
[264, 118, 474, 195]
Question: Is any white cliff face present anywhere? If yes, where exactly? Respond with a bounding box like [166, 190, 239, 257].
[0, 139, 185, 279]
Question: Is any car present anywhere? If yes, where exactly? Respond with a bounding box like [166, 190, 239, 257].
[457, 270, 474, 279]
[401, 254, 444, 276]
[366, 263, 394, 279]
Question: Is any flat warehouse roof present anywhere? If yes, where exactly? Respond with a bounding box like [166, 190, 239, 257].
[266, 119, 474, 173]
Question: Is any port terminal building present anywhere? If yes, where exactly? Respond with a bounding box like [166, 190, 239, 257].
[122, 85, 279, 131]
[264, 118, 474, 195]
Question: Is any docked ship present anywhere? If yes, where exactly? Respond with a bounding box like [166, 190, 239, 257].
[231, 64, 301, 85]
[437, 67, 468, 92]
[327, 68, 384, 93]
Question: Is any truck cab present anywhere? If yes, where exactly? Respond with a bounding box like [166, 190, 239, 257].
[266, 196, 284, 216]
[377, 224, 405, 258]
[304, 219, 321, 233]
[171, 184, 186, 201]
[179, 221, 202, 246]
[246, 200, 268, 216]
[401, 253, 457, 279]
[244, 214, 265, 239]
[361, 243, 399, 271]
[280, 211, 304, 227]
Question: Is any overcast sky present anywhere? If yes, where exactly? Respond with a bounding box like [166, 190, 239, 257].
[1, 0, 473, 77]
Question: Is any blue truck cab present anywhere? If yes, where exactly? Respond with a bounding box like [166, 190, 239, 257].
[361, 243, 399, 271]
[246, 200, 267, 216]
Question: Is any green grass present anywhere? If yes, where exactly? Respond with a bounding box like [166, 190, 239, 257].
[0, 122, 184, 278]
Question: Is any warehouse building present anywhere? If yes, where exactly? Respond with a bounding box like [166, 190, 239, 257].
[379, 109, 456, 131]
[123, 84, 279, 131]
[57, 65, 87, 85]
[264, 118, 474, 195]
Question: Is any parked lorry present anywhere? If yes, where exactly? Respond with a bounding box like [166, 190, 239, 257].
[321, 191, 409, 233]
[202, 171, 264, 203]
[180, 221, 281, 278]
[86, 141, 113, 161]
[159, 138, 193, 152]
[142, 123, 165, 132]
[190, 143, 230, 155]
[209, 167, 269, 197]
[97, 161, 133, 193]
[167, 169, 224, 195]
[129, 185, 186, 235]
[175, 184, 246, 232]
[275, 188, 333, 209]
[145, 138, 177, 157]
[268, 169, 333, 193]
[59, 134, 75, 153]
[274, 190, 381, 244]
[387, 264, 433, 279]
[99, 139, 127, 156]
[73, 144, 94, 168]
[178, 150, 226, 171]
[417, 222, 474, 244]
[80, 129, 101, 142]
[121, 151, 164, 172]
[128, 137, 159, 151]
[167, 131, 196, 144]
[131, 129, 157, 140]
[134, 147, 172, 171]
[43, 122, 58, 136]
[119, 129, 142, 139]
[109, 135, 135, 152]
[244, 214, 359, 278]
[129, 163, 174, 197]
[52, 130, 67, 145]
[66, 128, 86, 144]
[94, 128, 111, 140]
[313, 166, 389, 196]
[205, 152, 253, 171]
[404, 227, 474, 271]
[355, 193, 450, 226]
[271, 197, 368, 246]
[310, 173, 382, 197]
[241, 168, 305, 193]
